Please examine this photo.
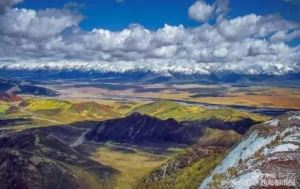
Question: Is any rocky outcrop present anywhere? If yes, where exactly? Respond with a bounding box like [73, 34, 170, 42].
[199, 112, 300, 189]
[136, 145, 226, 189]
[86, 112, 204, 145]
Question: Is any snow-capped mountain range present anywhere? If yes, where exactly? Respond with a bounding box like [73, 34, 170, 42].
[0, 59, 299, 76]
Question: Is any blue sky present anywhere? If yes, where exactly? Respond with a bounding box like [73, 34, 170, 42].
[17, 0, 300, 31]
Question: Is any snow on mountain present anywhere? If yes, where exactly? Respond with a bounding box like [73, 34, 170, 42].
[0, 59, 298, 76]
[199, 112, 300, 189]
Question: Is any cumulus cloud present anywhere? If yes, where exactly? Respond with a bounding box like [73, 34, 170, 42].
[0, 0, 299, 76]
[271, 30, 300, 42]
[188, 0, 214, 22]
[214, 0, 229, 21]
[217, 14, 299, 41]
[0, 0, 22, 13]
[188, 0, 229, 22]
[0, 8, 82, 39]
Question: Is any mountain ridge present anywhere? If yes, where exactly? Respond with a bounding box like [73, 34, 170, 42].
[85, 112, 260, 145]
[1, 69, 300, 86]
[199, 111, 300, 189]
[86, 112, 204, 145]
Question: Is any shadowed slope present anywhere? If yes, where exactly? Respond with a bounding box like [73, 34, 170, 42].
[0, 130, 117, 189]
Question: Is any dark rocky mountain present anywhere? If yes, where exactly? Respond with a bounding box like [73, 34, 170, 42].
[85, 112, 260, 145]
[0, 130, 117, 189]
[0, 78, 58, 96]
[86, 112, 204, 145]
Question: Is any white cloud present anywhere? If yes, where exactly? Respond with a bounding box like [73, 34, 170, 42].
[271, 29, 300, 42]
[188, 1, 214, 22]
[214, 0, 229, 21]
[0, 8, 82, 39]
[213, 47, 228, 57]
[217, 14, 299, 41]
[0, 0, 22, 13]
[188, 0, 229, 22]
[0, 0, 299, 76]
